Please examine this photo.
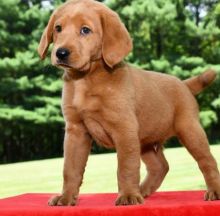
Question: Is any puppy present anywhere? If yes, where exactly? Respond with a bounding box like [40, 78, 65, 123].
[38, 0, 220, 206]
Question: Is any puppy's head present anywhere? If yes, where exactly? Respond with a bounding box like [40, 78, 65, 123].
[38, 0, 132, 72]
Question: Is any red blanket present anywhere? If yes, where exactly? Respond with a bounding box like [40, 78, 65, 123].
[0, 191, 220, 216]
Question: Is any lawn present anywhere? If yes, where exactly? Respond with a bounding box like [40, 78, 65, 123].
[0, 145, 220, 199]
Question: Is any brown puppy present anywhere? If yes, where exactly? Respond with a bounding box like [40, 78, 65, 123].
[38, 0, 220, 206]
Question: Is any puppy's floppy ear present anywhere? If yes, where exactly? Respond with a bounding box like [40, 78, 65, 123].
[101, 9, 133, 68]
[38, 12, 56, 60]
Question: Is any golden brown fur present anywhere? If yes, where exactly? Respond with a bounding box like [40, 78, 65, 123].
[38, 0, 220, 206]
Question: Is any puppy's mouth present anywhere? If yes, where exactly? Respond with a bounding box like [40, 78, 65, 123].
[56, 60, 90, 72]
[56, 61, 73, 69]
[78, 62, 90, 71]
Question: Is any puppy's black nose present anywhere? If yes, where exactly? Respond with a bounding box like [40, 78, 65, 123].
[56, 48, 70, 60]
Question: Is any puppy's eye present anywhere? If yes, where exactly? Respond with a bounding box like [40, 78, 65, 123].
[55, 25, 62, 32]
[80, 26, 91, 35]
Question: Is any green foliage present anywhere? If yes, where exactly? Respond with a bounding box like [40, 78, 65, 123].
[199, 110, 217, 129]
[0, 0, 220, 163]
[176, 56, 206, 70]
[0, 0, 64, 163]
[150, 58, 171, 72]
[212, 96, 220, 109]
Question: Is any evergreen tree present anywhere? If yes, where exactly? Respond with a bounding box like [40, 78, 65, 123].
[0, 0, 64, 163]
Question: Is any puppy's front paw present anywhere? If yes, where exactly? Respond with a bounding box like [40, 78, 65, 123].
[115, 193, 144, 206]
[204, 180, 220, 201]
[204, 190, 220, 201]
[48, 194, 77, 206]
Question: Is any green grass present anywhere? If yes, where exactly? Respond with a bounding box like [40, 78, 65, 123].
[0, 145, 220, 199]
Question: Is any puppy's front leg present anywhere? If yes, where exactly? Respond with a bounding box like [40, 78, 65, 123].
[49, 123, 92, 206]
[113, 125, 144, 205]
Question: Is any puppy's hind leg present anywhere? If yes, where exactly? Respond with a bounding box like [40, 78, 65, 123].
[140, 144, 169, 197]
[176, 119, 220, 201]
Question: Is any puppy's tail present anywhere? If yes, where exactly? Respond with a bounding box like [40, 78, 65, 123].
[184, 69, 217, 95]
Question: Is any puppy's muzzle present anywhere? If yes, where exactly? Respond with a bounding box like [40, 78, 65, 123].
[56, 47, 70, 61]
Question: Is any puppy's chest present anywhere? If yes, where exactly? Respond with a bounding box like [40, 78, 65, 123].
[71, 80, 100, 114]
[63, 80, 114, 148]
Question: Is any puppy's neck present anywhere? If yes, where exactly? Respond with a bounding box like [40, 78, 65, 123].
[62, 69, 87, 81]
